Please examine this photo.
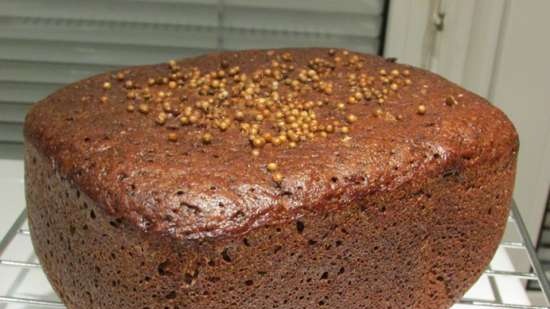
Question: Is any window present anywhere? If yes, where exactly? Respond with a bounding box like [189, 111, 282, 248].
[0, 0, 388, 159]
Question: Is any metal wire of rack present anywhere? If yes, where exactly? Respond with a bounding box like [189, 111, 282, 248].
[1, 201, 549, 308]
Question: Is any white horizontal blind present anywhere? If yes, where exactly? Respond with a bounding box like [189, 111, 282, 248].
[0, 0, 387, 159]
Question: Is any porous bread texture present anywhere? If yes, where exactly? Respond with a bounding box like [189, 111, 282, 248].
[25, 48, 518, 308]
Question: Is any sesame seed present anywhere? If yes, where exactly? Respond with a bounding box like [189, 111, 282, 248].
[252, 137, 265, 148]
[189, 115, 199, 124]
[102, 82, 111, 90]
[346, 114, 358, 123]
[167, 132, 177, 142]
[180, 116, 190, 125]
[127, 91, 136, 99]
[138, 104, 149, 114]
[156, 112, 167, 125]
[272, 172, 284, 183]
[417, 105, 427, 115]
[251, 149, 260, 156]
[202, 133, 213, 144]
[267, 163, 278, 172]
[162, 102, 172, 112]
[100, 96, 108, 103]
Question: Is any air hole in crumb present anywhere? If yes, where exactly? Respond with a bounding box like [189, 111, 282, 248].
[243, 238, 251, 246]
[281, 191, 293, 197]
[231, 211, 245, 222]
[210, 186, 217, 191]
[165, 291, 177, 299]
[183, 273, 194, 285]
[180, 202, 201, 214]
[296, 221, 305, 233]
[90, 210, 96, 219]
[331, 176, 338, 183]
[308, 239, 317, 245]
[320, 272, 329, 280]
[84, 137, 91, 142]
[176, 190, 184, 196]
[158, 261, 171, 276]
[109, 219, 122, 228]
[221, 248, 232, 262]
[244, 280, 253, 286]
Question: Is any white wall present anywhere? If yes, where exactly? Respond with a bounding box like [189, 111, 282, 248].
[488, 0, 550, 241]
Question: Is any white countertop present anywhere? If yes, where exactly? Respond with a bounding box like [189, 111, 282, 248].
[0, 159, 533, 308]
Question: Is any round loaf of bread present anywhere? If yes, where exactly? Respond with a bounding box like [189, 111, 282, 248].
[24, 48, 518, 309]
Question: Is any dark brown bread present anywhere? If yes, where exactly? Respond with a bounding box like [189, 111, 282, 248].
[24, 48, 518, 309]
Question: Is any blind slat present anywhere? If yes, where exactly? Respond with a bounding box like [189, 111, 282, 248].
[0, 39, 211, 66]
[0, 61, 117, 84]
[0, 123, 23, 143]
[0, 102, 31, 123]
[0, 81, 62, 104]
[0, 0, 217, 27]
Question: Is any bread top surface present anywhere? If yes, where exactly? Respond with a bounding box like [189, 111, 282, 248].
[24, 48, 518, 240]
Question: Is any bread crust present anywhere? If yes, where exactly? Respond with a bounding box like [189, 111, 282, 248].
[25, 48, 518, 308]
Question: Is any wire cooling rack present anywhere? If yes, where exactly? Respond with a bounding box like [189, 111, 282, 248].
[1, 201, 549, 308]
